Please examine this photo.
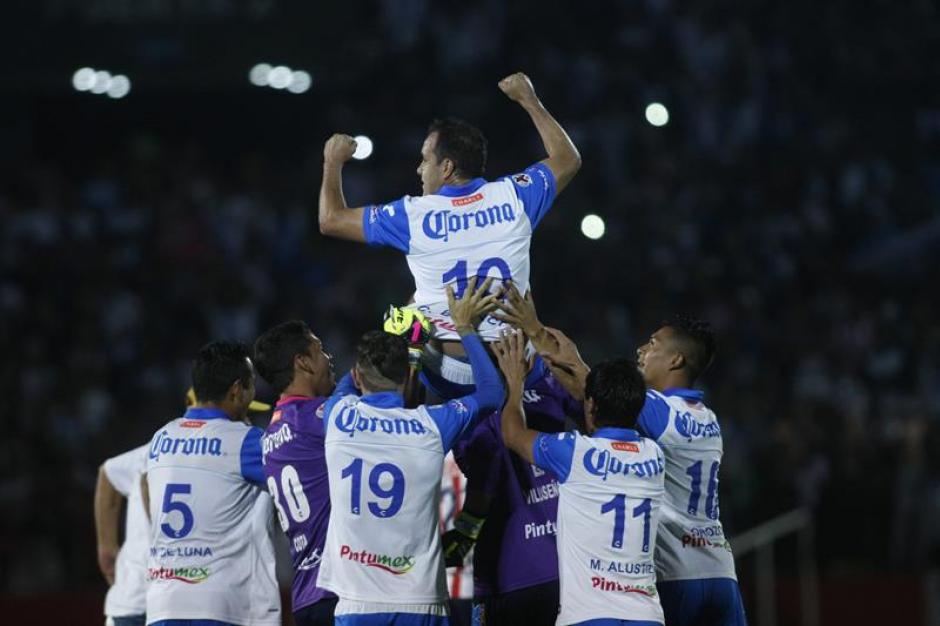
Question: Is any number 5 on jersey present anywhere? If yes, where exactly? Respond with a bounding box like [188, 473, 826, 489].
[161, 483, 194, 538]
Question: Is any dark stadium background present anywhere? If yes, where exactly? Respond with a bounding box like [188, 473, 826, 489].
[2, 1, 938, 625]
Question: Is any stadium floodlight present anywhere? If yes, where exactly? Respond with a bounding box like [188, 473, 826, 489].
[107, 75, 131, 99]
[90, 70, 113, 94]
[645, 102, 669, 127]
[581, 214, 605, 240]
[287, 70, 312, 94]
[249, 63, 272, 86]
[72, 67, 96, 91]
[352, 135, 374, 160]
[268, 65, 292, 90]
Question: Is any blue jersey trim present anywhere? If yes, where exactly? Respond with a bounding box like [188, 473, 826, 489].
[436, 178, 487, 197]
[182, 406, 229, 421]
[507, 163, 557, 228]
[362, 197, 410, 252]
[637, 391, 670, 441]
[358, 391, 405, 409]
[239, 427, 265, 485]
[592, 426, 640, 441]
[533, 431, 576, 483]
[663, 387, 705, 402]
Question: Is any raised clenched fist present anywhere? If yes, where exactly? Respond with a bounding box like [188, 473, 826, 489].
[498, 72, 538, 105]
[323, 133, 357, 165]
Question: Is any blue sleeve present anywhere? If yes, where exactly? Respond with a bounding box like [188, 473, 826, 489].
[636, 391, 670, 440]
[533, 431, 576, 483]
[362, 197, 410, 252]
[506, 163, 557, 228]
[428, 333, 504, 451]
[334, 372, 359, 397]
[239, 427, 265, 485]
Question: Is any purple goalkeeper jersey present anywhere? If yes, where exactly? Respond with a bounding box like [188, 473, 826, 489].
[454, 358, 582, 598]
[262, 395, 335, 611]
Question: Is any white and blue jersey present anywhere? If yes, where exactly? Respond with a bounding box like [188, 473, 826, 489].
[636, 389, 737, 583]
[534, 427, 666, 626]
[317, 333, 503, 624]
[144, 407, 280, 626]
[363, 163, 556, 341]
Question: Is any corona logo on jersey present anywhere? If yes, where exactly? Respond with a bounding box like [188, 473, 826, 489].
[674, 410, 721, 439]
[261, 423, 293, 463]
[333, 406, 427, 438]
[339, 545, 416, 575]
[582, 447, 665, 481]
[421, 203, 517, 242]
[147, 566, 211, 584]
[148, 430, 223, 461]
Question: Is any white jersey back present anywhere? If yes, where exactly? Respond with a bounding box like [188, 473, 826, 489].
[638, 389, 737, 582]
[103, 444, 149, 618]
[144, 411, 280, 626]
[362, 164, 557, 340]
[535, 429, 666, 625]
[318, 395, 450, 604]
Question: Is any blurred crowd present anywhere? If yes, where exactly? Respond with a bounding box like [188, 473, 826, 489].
[2, 0, 938, 594]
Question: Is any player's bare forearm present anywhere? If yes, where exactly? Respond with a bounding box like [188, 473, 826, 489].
[500, 389, 537, 464]
[499, 73, 581, 194]
[94, 465, 121, 549]
[94, 465, 122, 584]
[140, 473, 150, 522]
[318, 162, 366, 242]
[522, 99, 581, 192]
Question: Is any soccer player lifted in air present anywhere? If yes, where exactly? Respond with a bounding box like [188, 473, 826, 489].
[318, 72, 580, 393]
[142, 341, 280, 626]
[317, 277, 505, 626]
[494, 330, 667, 626]
[635, 317, 747, 626]
[253, 321, 339, 626]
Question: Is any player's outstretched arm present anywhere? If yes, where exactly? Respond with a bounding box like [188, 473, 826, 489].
[499, 72, 581, 194]
[319, 133, 367, 242]
[539, 327, 591, 401]
[94, 464, 123, 585]
[448, 277, 504, 415]
[494, 329, 538, 463]
[493, 281, 559, 356]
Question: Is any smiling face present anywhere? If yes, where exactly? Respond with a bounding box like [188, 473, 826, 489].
[416, 132, 451, 195]
[636, 326, 682, 390]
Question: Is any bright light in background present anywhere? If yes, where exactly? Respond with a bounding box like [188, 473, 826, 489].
[72, 67, 95, 91]
[72, 67, 131, 99]
[250, 63, 312, 94]
[90, 71, 113, 94]
[287, 70, 311, 94]
[249, 63, 272, 86]
[581, 214, 605, 240]
[352, 135, 373, 160]
[645, 102, 669, 127]
[107, 75, 131, 99]
[267, 65, 292, 89]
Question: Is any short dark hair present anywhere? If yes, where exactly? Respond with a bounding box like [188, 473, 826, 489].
[664, 314, 716, 382]
[356, 330, 409, 391]
[192, 340, 253, 404]
[428, 117, 488, 179]
[584, 359, 647, 429]
[254, 321, 313, 395]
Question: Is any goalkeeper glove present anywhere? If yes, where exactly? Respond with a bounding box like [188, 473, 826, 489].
[442, 511, 485, 568]
[383, 306, 432, 369]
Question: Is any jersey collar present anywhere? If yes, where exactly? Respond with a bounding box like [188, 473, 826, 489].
[182, 406, 230, 421]
[592, 426, 640, 441]
[663, 387, 705, 402]
[276, 394, 314, 407]
[359, 391, 405, 409]
[436, 178, 487, 198]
